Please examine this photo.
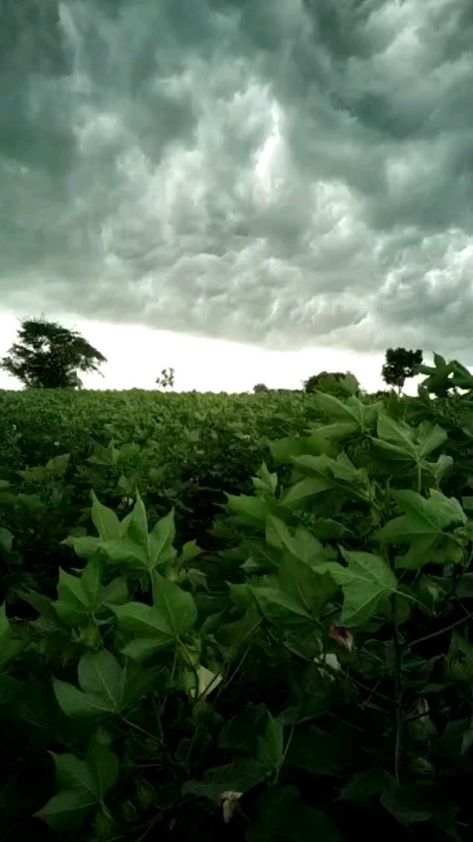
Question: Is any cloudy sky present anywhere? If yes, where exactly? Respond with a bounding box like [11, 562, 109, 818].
[1, 0, 471, 391]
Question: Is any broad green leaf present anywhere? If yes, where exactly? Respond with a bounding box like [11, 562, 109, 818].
[378, 489, 467, 568]
[256, 713, 284, 770]
[148, 509, 176, 567]
[0, 603, 22, 665]
[53, 680, 116, 717]
[250, 581, 312, 627]
[113, 575, 197, 659]
[153, 572, 197, 636]
[376, 414, 416, 456]
[270, 432, 334, 465]
[281, 477, 333, 509]
[180, 539, 202, 564]
[0, 526, 13, 553]
[52, 560, 127, 625]
[327, 550, 398, 627]
[124, 491, 148, 550]
[278, 555, 338, 617]
[314, 421, 358, 440]
[78, 650, 125, 706]
[85, 536, 149, 570]
[311, 518, 353, 540]
[266, 516, 324, 564]
[339, 769, 387, 800]
[184, 757, 269, 802]
[313, 391, 361, 423]
[90, 492, 121, 540]
[64, 535, 102, 560]
[226, 494, 269, 525]
[86, 742, 119, 798]
[416, 422, 448, 459]
[445, 632, 473, 684]
[247, 786, 343, 842]
[35, 788, 96, 832]
[375, 417, 447, 470]
[53, 650, 125, 718]
[219, 704, 267, 753]
[380, 778, 433, 825]
[52, 562, 101, 625]
[36, 746, 118, 832]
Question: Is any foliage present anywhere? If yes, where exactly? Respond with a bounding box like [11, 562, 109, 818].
[1, 319, 106, 389]
[2, 359, 473, 839]
[382, 348, 423, 390]
[156, 367, 175, 389]
[304, 371, 359, 397]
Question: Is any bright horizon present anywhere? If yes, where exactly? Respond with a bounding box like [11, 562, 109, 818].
[0, 311, 396, 394]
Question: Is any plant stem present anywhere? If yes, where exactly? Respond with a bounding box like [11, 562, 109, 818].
[392, 624, 403, 785]
[408, 611, 473, 648]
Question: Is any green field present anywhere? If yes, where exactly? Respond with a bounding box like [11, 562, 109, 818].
[2, 362, 473, 841]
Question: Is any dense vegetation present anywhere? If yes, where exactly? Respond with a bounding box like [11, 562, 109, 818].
[2, 353, 473, 840]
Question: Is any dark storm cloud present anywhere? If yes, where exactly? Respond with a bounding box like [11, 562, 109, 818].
[1, 0, 473, 355]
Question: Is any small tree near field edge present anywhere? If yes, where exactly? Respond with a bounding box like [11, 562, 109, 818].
[0, 318, 106, 389]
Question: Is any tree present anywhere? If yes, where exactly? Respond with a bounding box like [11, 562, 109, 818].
[381, 347, 423, 390]
[0, 319, 106, 389]
[304, 371, 359, 397]
[253, 383, 269, 393]
[156, 367, 175, 389]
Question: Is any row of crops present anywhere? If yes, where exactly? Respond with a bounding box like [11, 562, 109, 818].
[2, 359, 473, 841]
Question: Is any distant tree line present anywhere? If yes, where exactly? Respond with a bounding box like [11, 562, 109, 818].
[1, 318, 426, 395]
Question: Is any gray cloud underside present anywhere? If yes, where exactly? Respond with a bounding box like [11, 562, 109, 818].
[1, 0, 473, 355]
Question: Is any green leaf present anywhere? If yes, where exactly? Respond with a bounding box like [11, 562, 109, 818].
[380, 778, 433, 825]
[0, 603, 22, 665]
[378, 489, 467, 569]
[113, 575, 197, 659]
[78, 650, 125, 705]
[278, 555, 338, 618]
[247, 786, 343, 842]
[250, 581, 312, 626]
[265, 516, 324, 563]
[0, 527, 13, 553]
[184, 757, 269, 802]
[327, 550, 399, 627]
[90, 492, 121, 540]
[35, 788, 96, 832]
[52, 559, 127, 625]
[36, 746, 118, 832]
[219, 705, 268, 753]
[54, 650, 125, 718]
[257, 713, 284, 770]
[270, 432, 334, 465]
[180, 539, 202, 564]
[126, 491, 148, 544]
[64, 535, 102, 560]
[97, 537, 148, 570]
[226, 494, 269, 525]
[281, 477, 333, 509]
[339, 769, 387, 800]
[148, 510, 176, 567]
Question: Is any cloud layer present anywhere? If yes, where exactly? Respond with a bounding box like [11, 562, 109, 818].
[1, 0, 473, 355]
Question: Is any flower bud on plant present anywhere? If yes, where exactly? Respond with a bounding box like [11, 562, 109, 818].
[329, 626, 354, 652]
[136, 779, 155, 808]
[121, 800, 137, 823]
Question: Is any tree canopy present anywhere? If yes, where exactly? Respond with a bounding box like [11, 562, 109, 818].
[382, 347, 423, 390]
[0, 319, 106, 388]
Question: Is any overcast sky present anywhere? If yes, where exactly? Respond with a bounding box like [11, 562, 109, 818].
[1, 0, 471, 391]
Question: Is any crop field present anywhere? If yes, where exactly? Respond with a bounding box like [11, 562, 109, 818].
[2, 358, 473, 841]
